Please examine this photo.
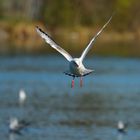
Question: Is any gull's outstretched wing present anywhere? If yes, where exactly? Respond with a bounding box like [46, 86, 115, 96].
[80, 15, 113, 61]
[36, 26, 73, 62]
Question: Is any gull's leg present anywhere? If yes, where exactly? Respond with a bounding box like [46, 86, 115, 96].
[80, 77, 83, 87]
[71, 77, 75, 88]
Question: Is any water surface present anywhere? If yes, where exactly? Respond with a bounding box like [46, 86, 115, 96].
[0, 55, 140, 140]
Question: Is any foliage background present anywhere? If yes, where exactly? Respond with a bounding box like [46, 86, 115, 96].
[0, 0, 140, 56]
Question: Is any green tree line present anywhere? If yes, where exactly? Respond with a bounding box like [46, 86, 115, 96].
[0, 0, 140, 30]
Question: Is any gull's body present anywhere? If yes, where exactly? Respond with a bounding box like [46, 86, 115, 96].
[68, 58, 93, 77]
[36, 15, 112, 87]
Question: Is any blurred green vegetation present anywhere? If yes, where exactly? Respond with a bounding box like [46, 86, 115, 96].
[0, 0, 140, 30]
[0, 0, 140, 56]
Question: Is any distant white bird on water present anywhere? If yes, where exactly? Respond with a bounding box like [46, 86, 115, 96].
[19, 89, 26, 106]
[9, 117, 29, 135]
[36, 15, 112, 88]
[117, 120, 127, 134]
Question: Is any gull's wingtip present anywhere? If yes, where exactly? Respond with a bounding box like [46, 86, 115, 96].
[35, 26, 39, 32]
[109, 11, 115, 21]
[35, 26, 43, 35]
[35, 26, 40, 31]
[36, 26, 43, 31]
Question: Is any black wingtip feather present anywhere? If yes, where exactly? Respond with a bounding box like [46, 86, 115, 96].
[36, 26, 42, 32]
[36, 26, 46, 34]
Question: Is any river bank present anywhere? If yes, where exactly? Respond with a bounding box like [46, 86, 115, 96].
[0, 21, 140, 57]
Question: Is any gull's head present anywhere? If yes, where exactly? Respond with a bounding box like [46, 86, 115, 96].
[72, 58, 81, 67]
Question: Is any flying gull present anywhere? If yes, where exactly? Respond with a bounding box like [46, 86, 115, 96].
[36, 15, 112, 88]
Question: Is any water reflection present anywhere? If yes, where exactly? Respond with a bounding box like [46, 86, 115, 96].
[9, 133, 17, 140]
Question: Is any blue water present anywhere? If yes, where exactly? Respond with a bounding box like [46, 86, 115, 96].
[0, 55, 140, 140]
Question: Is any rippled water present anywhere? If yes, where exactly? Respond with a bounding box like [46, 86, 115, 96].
[0, 55, 140, 140]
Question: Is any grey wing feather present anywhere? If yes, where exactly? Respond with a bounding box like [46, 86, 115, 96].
[80, 15, 113, 61]
[36, 26, 73, 62]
